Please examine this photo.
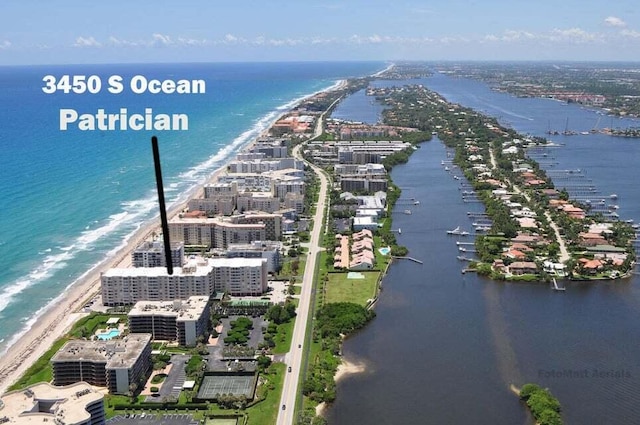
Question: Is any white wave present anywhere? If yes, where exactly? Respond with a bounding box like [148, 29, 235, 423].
[0, 249, 73, 313]
[0, 79, 342, 332]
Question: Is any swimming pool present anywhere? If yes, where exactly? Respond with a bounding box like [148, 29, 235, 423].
[97, 329, 121, 340]
[378, 247, 391, 255]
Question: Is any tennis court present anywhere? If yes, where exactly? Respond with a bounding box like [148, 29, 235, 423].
[197, 374, 256, 399]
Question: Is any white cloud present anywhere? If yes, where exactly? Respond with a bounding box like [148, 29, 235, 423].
[604, 16, 626, 28]
[224, 34, 238, 43]
[108, 36, 139, 47]
[501, 30, 536, 42]
[151, 33, 172, 46]
[0, 40, 11, 50]
[550, 27, 599, 43]
[620, 29, 640, 38]
[73, 36, 101, 48]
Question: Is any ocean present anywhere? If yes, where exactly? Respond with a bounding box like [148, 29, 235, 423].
[0, 61, 385, 353]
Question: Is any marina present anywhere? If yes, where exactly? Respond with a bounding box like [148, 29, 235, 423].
[330, 71, 640, 425]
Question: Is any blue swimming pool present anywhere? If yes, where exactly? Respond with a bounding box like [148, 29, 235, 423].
[378, 247, 391, 255]
[97, 329, 120, 340]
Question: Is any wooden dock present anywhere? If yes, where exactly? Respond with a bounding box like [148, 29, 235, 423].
[393, 256, 423, 264]
[552, 277, 566, 291]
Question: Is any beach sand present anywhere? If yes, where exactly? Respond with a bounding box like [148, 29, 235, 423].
[0, 165, 227, 395]
[0, 76, 353, 395]
[315, 357, 367, 417]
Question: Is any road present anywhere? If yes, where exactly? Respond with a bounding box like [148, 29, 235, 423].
[276, 97, 340, 424]
[488, 148, 570, 263]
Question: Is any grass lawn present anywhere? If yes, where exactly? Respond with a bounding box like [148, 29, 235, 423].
[272, 320, 294, 355]
[324, 271, 380, 306]
[246, 363, 285, 425]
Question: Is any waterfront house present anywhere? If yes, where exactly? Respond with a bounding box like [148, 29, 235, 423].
[508, 261, 538, 275]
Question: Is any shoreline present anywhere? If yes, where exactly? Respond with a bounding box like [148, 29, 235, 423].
[315, 357, 367, 417]
[0, 76, 352, 395]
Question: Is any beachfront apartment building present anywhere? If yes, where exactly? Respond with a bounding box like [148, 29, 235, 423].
[225, 240, 283, 273]
[284, 192, 305, 214]
[101, 259, 215, 305]
[0, 382, 105, 425]
[227, 157, 303, 173]
[204, 182, 239, 198]
[188, 197, 236, 216]
[210, 257, 268, 296]
[51, 334, 152, 395]
[132, 240, 184, 268]
[232, 212, 281, 241]
[128, 296, 210, 346]
[101, 257, 269, 305]
[168, 216, 266, 249]
[271, 178, 305, 201]
[250, 138, 290, 158]
[236, 192, 281, 213]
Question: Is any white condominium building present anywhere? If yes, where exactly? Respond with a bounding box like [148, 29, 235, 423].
[51, 334, 152, 395]
[101, 259, 214, 306]
[128, 296, 210, 346]
[101, 258, 268, 305]
[0, 382, 105, 425]
[210, 257, 268, 296]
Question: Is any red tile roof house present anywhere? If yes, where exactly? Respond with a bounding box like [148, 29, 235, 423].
[579, 232, 608, 247]
[577, 258, 604, 274]
[525, 179, 547, 187]
[353, 229, 373, 241]
[510, 243, 534, 253]
[504, 249, 527, 260]
[541, 189, 560, 199]
[508, 261, 538, 275]
[492, 259, 506, 272]
[560, 204, 586, 220]
[511, 233, 543, 246]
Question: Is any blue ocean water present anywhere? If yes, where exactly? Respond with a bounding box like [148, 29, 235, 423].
[0, 61, 385, 352]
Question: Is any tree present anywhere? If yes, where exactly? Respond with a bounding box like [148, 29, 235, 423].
[257, 355, 272, 370]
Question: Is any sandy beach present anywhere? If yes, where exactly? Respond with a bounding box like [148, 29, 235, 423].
[0, 159, 232, 395]
[315, 357, 367, 417]
[0, 77, 354, 395]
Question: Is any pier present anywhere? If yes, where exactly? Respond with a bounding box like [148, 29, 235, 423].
[392, 256, 424, 264]
[552, 277, 566, 291]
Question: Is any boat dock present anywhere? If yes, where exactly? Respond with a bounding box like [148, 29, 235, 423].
[552, 278, 566, 291]
[393, 256, 424, 264]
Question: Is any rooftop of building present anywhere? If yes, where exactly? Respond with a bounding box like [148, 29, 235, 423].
[51, 334, 151, 368]
[0, 382, 103, 424]
[103, 258, 212, 277]
[128, 296, 209, 321]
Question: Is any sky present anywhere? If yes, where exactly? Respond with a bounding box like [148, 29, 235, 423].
[2, 0, 640, 65]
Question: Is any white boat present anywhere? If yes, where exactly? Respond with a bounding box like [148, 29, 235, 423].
[444, 166, 450, 171]
[414, 201, 420, 205]
[610, 193, 618, 200]
[447, 226, 461, 235]
[447, 226, 469, 236]
[398, 228, 402, 234]
[404, 209, 412, 215]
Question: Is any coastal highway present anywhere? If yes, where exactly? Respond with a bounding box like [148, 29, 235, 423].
[276, 141, 329, 424]
[276, 88, 342, 424]
[277, 143, 328, 423]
